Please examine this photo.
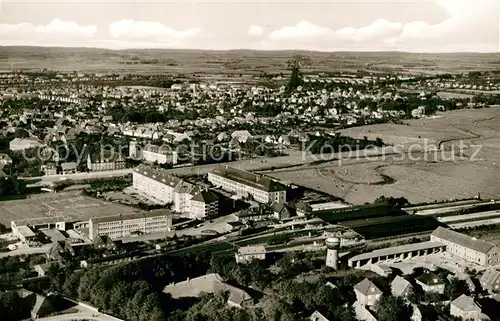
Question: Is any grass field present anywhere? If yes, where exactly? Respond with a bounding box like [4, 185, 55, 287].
[268, 107, 500, 204]
[1, 47, 500, 75]
[0, 191, 138, 226]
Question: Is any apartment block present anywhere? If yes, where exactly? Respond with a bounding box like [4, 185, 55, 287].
[207, 165, 286, 204]
[89, 211, 172, 240]
[87, 154, 125, 172]
[130, 141, 178, 165]
[431, 227, 500, 266]
[133, 165, 219, 219]
[133, 164, 180, 204]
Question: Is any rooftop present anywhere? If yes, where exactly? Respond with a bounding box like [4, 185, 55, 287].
[90, 210, 170, 224]
[432, 227, 497, 254]
[134, 164, 180, 188]
[238, 245, 266, 255]
[451, 294, 481, 312]
[211, 165, 286, 192]
[416, 272, 444, 286]
[354, 278, 382, 296]
[349, 241, 445, 262]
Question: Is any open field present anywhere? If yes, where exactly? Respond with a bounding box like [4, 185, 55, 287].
[2, 47, 500, 75]
[437, 91, 474, 99]
[268, 107, 500, 204]
[0, 191, 138, 226]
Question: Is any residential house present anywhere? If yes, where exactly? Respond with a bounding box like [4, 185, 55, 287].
[450, 294, 482, 321]
[271, 202, 294, 220]
[310, 310, 330, 321]
[391, 275, 413, 298]
[231, 130, 253, 143]
[416, 272, 445, 294]
[235, 245, 266, 264]
[93, 235, 117, 251]
[480, 268, 500, 293]
[353, 302, 378, 321]
[354, 278, 382, 306]
[61, 162, 77, 174]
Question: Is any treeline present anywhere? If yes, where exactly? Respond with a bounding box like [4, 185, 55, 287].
[301, 135, 384, 154]
[20, 249, 365, 321]
[108, 106, 199, 124]
[25, 253, 211, 321]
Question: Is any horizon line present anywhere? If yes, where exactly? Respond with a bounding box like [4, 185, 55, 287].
[1, 45, 499, 55]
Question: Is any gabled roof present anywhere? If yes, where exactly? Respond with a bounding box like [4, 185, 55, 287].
[391, 276, 412, 297]
[451, 294, 481, 312]
[238, 245, 266, 255]
[416, 272, 444, 286]
[354, 278, 382, 296]
[32, 294, 54, 317]
[481, 268, 500, 286]
[431, 227, 497, 254]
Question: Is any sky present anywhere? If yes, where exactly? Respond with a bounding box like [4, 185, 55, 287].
[1, 0, 499, 52]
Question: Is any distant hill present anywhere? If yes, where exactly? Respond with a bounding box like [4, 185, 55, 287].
[1, 46, 498, 75]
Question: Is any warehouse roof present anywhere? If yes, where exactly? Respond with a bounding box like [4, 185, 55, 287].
[431, 227, 497, 254]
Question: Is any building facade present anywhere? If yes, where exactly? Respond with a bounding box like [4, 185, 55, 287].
[235, 245, 267, 264]
[88, 211, 172, 240]
[87, 154, 126, 172]
[431, 227, 500, 266]
[130, 141, 178, 165]
[133, 165, 219, 219]
[353, 278, 382, 307]
[208, 165, 286, 204]
[133, 165, 180, 204]
[450, 295, 482, 321]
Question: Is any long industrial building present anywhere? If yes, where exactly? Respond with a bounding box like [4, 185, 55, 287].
[430, 227, 500, 266]
[207, 165, 286, 204]
[133, 165, 219, 219]
[348, 241, 446, 268]
[89, 211, 172, 240]
[349, 227, 500, 269]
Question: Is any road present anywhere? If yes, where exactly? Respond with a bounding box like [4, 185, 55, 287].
[23, 169, 132, 186]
